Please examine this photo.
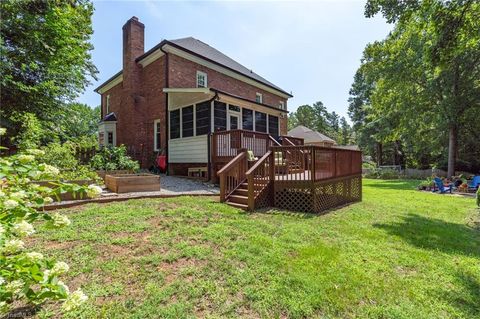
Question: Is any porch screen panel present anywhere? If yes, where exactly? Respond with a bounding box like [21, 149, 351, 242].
[182, 105, 194, 138]
[242, 108, 253, 131]
[196, 101, 211, 135]
[170, 109, 180, 139]
[255, 111, 267, 133]
[213, 101, 227, 131]
[268, 115, 279, 138]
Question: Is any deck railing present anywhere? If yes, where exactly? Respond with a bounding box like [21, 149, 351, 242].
[281, 136, 304, 146]
[269, 146, 362, 182]
[217, 150, 248, 201]
[246, 151, 274, 210]
[212, 129, 280, 163]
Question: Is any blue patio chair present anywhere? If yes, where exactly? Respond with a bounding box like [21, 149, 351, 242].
[433, 177, 452, 194]
[467, 176, 480, 192]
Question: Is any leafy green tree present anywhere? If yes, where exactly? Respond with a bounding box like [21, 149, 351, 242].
[351, 0, 480, 174]
[54, 104, 100, 142]
[0, 0, 97, 137]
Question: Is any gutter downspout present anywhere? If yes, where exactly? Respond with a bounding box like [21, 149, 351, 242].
[160, 46, 169, 175]
[207, 91, 219, 181]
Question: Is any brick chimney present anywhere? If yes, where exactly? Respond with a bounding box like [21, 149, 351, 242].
[122, 16, 144, 104]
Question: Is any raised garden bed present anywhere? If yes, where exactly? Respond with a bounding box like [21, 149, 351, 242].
[34, 179, 93, 201]
[96, 170, 133, 180]
[105, 173, 160, 193]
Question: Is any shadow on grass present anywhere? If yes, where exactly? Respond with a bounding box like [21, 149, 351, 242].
[442, 270, 480, 317]
[374, 213, 480, 257]
[365, 179, 419, 191]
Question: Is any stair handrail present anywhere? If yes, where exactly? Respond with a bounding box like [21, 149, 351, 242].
[246, 150, 273, 210]
[217, 149, 248, 202]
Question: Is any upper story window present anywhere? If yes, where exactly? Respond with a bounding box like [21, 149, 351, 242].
[105, 94, 110, 114]
[255, 93, 263, 104]
[279, 101, 285, 110]
[196, 71, 207, 88]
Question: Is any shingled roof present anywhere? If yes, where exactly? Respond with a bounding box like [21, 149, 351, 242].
[96, 37, 292, 97]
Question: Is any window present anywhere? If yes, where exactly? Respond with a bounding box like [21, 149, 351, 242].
[107, 132, 113, 145]
[213, 101, 227, 131]
[154, 119, 161, 151]
[268, 115, 279, 138]
[279, 101, 285, 110]
[105, 95, 110, 114]
[170, 109, 180, 139]
[229, 105, 240, 113]
[182, 106, 194, 138]
[196, 71, 207, 88]
[242, 108, 253, 131]
[196, 101, 211, 135]
[255, 111, 267, 132]
[255, 93, 263, 104]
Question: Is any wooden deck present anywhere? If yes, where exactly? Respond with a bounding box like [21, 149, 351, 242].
[213, 130, 362, 213]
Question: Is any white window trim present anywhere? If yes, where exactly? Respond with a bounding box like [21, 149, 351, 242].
[255, 93, 263, 104]
[279, 101, 285, 110]
[154, 119, 161, 151]
[196, 71, 207, 88]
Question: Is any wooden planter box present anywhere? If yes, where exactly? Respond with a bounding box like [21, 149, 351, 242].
[34, 179, 93, 201]
[96, 170, 133, 180]
[105, 174, 160, 193]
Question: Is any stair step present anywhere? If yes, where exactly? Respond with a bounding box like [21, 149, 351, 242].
[234, 188, 248, 196]
[228, 195, 248, 205]
[226, 201, 248, 210]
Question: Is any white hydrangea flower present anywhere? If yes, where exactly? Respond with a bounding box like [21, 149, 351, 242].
[52, 261, 69, 275]
[10, 191, 27, 199]
[0, 277, 5, 285]
[13, 221, 35, 237]
[26, 252, 44, 263]
[51, 213, 71, 227]
[62, 289, 88, 312]
[86, 184, 102, 198]
[43, 269, 51, 282]
[0, 224, 5, 237]
[26, 149, 45, 156]
[42, 164, 60, 177]
[3, 239, 25, 254]
[0, 127, 6, 135]
[0, 190, 5, 197]
[5, 280, 24, 294]
[43, 196, 54, 204]
[4, 199, 19, 209]
[17, 154, 35, 164]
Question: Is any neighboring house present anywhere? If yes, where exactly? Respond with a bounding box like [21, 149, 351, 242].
[287, 125, 336, 147]
[95, 17, 292, 177]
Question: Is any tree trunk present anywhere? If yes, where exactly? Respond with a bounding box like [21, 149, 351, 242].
[447, 126, 457, 178]
[376, 142, 383, 166]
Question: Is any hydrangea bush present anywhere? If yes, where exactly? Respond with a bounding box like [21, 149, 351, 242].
[0, 130, 101, 315]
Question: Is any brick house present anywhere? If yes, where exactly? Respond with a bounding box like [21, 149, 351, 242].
[95, 17, 292, 179]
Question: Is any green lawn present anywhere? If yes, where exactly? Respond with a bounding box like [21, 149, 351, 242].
[32, 179, 479, 318]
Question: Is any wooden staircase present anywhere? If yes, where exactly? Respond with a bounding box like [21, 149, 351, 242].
[225, 182, 249, 210]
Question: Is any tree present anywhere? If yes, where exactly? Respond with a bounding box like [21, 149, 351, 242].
[362, 0, 480, 176]
[54, 104, 100, 142]
[0, 0, 97, 136]
[339, 117, 352, 145]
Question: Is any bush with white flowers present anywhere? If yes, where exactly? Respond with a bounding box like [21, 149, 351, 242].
[0, 129, 101, 315]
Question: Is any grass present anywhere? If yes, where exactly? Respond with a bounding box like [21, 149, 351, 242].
[30, 179, 479, 318]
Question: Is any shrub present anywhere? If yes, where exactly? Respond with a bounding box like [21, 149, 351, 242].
[476, 187, 480, 207]
[364, 168, 401, 179]
[42, 142, 78, 171]
[0, 129, 101, 315]
[89, 145, 139, 171]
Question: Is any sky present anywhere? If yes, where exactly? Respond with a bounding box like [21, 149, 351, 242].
[79, 0, 392, 121]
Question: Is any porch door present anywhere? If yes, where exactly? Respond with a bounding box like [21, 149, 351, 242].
[228, 114, 241, 148]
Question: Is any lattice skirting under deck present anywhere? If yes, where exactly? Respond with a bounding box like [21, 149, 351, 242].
[273, 175, 362, 213]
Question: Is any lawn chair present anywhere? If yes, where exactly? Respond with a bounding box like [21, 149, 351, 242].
[467, 176, 480, 192]
[433, 177, 452, 194]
